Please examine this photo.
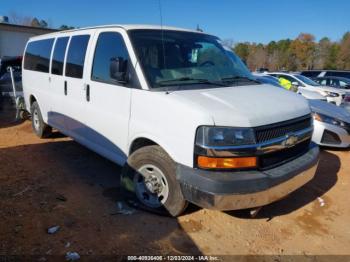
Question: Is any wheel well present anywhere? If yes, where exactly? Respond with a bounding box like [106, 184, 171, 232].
[29, 95, 37, 106]
[129, 138, 157, 155]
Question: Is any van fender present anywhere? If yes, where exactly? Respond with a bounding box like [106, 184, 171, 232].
[127, 133, 180, 164]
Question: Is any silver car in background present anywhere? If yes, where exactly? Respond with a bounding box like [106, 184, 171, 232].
[309, 100, 350, 148]
[255, 73, 350, 148]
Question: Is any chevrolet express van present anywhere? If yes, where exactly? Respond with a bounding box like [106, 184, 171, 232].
[22, 25, 319, 216]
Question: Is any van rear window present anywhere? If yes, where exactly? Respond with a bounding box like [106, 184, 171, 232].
[65, 35, 90, 79]
[24, 39, 54, 73]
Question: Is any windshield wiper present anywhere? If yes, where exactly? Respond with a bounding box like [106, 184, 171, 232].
[157, 77, 227, 87]
[221, 76, 261, 84]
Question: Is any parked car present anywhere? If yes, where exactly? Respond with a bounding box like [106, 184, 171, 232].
[253, 73, 327, 101]
[341, 102, 350, 113]
[314, 76, 350, 93]
[0, 56, 22, 79]
[255, 67, 269, 73]
[309, 100, 350, 148]
[267, 72, 346, 105]
[22, 25, 319, 216]
[0, 56, 23, 98]
[0, 69, 22, 95]
[301, 70, 350, 79]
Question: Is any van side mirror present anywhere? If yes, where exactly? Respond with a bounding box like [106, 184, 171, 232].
[110, 57, 128, 83]
[291, 81, 299, 86]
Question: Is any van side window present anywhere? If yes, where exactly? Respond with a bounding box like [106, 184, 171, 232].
[51, 37, 69, 75]
[65, 35, 90, 78]
[91, 32, 129, 84]
[24, 39, 54, 73]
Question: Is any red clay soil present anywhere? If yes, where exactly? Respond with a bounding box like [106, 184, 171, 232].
[1, 102, 349, 260]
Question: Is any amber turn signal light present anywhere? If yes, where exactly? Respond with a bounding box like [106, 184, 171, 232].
[197, 156, 257, 169]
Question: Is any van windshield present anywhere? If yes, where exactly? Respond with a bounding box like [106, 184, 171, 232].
[128, 29, 255, 90]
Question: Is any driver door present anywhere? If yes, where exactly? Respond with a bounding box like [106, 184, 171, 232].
[82, 29, 132, 164]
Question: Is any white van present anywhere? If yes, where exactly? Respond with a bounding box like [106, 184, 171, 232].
[22, 25, 319, 216]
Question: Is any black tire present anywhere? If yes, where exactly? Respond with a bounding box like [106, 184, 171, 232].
[30, 101, 52, 138]
[121, 145, 188, 217]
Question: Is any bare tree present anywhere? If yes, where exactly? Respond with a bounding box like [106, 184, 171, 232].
[337, 32, 350, 70]
[222, 39, 235, 49]
[247, 44, 268, 70]
[8, 11, 33, 26]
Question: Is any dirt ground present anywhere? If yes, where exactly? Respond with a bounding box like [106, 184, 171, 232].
[1, 99, 350, 260]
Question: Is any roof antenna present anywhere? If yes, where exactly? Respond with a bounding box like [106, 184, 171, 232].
[158, 0, 166, 70]
[196, 24, 203, 32]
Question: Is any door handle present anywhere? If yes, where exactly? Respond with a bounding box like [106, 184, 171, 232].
[86, 84, 90, 102]
[64, 81, 67, 96]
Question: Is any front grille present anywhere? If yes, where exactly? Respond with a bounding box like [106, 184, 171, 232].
[254, 115, 312, 143]
[259, 139, 310, 169]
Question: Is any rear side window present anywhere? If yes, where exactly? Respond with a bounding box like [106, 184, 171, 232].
[320, 79, 328, 85]
[51, 37, 69, 75]
[24, 39, 54, 73]
[91, 32, 129, 84]
[329, 79, 339, 87]
[65, 35, 90, 78]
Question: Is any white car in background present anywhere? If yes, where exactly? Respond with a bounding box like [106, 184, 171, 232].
[267, 72, 346, 106]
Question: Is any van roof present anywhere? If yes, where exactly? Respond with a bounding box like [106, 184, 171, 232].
[28, 24, 206, 40]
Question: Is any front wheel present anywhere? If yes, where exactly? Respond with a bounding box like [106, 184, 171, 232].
[121, 145, 188, 217]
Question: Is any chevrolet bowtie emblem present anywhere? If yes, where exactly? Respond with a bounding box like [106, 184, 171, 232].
[283, 134, 299, 148]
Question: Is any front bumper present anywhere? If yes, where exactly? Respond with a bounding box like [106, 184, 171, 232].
[313, 120, 350, 148]
[176, 144, 319, 210]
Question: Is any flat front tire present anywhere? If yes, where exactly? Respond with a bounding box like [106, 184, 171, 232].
[30, 101, 52, 138]
[121, 145, 188, 217]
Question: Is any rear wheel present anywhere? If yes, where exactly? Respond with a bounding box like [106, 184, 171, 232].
[121, 145, 188, 217]
[30, 101, 52, 138]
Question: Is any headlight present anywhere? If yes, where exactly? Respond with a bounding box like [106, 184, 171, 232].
[320, 91, 339, 98]
[195, 126, 256, 147]
[313, 112, 347, 127]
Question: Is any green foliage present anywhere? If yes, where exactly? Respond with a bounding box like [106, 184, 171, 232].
[30, 18, 41, 27]
[234, 32, 350, 71]
[233, 43, 249, 63]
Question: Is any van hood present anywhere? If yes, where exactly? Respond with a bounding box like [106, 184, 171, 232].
[171, 84, 311, 127]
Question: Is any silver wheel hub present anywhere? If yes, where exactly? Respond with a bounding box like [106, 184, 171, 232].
[33, 109, 40, 130]
[134, 164, 169, 208]
[145, 175, 163, 194]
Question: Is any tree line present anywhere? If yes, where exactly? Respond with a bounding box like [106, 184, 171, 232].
[5, 12, 350, 71]
[6, 12, 75, 30]
[232, 32, 350, 72]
